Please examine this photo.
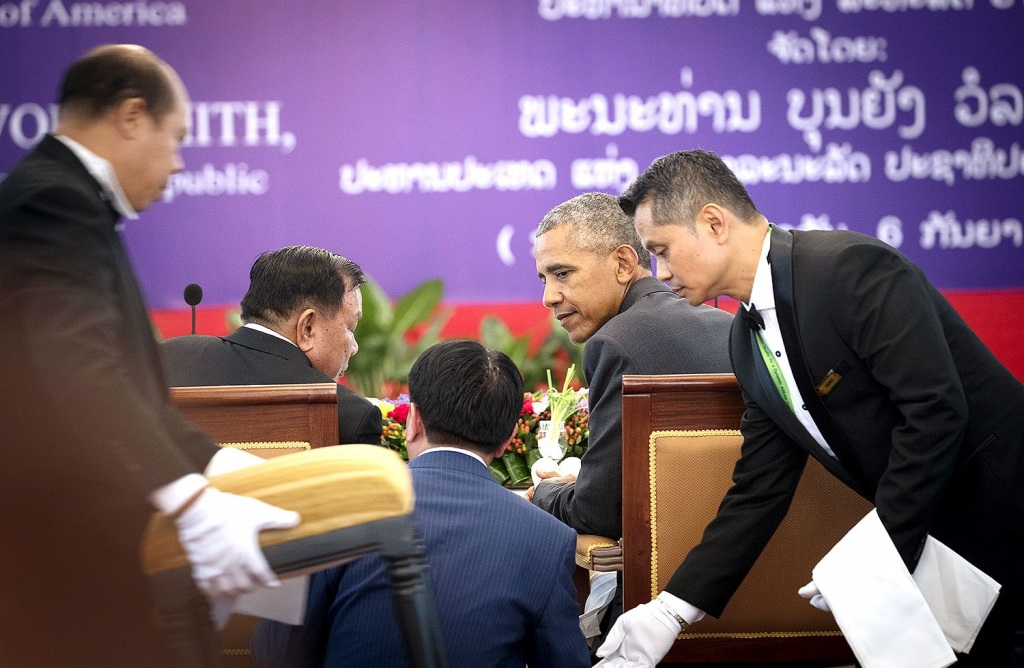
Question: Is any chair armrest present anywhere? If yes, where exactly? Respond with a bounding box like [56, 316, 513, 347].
[141, 444, 414, 576]
[576, 535, 623, 572]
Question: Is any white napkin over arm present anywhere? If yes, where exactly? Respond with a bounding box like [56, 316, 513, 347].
[811, 509, 999, 668]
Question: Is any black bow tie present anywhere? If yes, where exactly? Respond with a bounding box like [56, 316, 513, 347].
[741, 304, 765, 331]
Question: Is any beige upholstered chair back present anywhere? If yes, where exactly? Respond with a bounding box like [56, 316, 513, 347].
[651, 430, 872, 633]
[622, 374, 870, 664]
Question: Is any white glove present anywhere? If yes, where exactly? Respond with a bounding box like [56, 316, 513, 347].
[798, 581, 831, 612]
[595, 597, 681, 667]
[175, 487, 300, 599]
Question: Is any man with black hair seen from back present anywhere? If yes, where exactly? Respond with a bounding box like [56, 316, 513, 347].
[162, 245, 383, 446]
[252, 340, 591, 668]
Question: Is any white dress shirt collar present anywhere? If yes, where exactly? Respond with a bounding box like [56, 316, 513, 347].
[53, 134, 139, 223]
[243, 322, 299, 348]
[417, 446, 487, 468]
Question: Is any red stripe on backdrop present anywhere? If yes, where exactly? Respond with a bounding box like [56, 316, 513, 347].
[151, 290, 1024, 381]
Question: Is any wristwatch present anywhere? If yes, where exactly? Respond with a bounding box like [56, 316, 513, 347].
[655, 596, 690, 632]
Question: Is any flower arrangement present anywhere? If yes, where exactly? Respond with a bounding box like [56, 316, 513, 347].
[371, 371, 590, 488]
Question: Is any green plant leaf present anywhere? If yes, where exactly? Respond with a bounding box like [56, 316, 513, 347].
[480, 316, 514, 351]
[360, 277, 393, 335]
[392, 279, 443, 336]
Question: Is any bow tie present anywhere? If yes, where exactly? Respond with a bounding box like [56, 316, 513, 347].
[741, 304, 765, 331]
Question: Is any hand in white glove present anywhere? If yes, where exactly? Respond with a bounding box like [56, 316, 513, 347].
[798, 581, 831, 612]
[594, 597, 680, 667]
[174, 487, 300, 599]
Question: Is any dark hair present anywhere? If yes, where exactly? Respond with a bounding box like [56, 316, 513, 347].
[619, 149, 759, 230]
[59, 44, 178, 121]
[537, 192, 652, 270]
[240, 246, 366, 324]
[408, 340, 524, 454]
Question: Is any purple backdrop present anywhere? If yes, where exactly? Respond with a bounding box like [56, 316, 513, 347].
[2, 0, 1022, 308]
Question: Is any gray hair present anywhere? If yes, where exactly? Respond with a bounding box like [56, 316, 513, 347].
[536, 192, 652, 270]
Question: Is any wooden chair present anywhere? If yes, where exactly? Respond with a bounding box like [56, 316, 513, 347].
[621, 373, 870, 665]
[170, 383, 340, 450]
[169, 383, 342, 667]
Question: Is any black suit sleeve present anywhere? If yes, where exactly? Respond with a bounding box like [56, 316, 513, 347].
[828, 243, 967, 569]
[533, 332, 630, 538]
[2, 184, 214, 493]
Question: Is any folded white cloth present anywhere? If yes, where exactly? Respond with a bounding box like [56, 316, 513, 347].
[812, 510, 1000, 668]
[913, 534, 1000, 653]
[580, 571, 618, 642]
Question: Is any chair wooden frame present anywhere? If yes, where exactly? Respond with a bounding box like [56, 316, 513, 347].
[171, 383, 340, 448]
[621, 373, 858, 665]
[167, 383, 342, 667]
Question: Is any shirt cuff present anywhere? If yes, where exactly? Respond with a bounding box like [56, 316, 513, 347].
[658, 591, 706, 626]
[149, 473, 208, 515]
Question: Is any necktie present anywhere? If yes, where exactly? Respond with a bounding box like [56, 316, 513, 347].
[741, 304, 765, 331]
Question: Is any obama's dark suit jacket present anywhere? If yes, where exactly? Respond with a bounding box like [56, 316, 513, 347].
[533, 276, 733, 539]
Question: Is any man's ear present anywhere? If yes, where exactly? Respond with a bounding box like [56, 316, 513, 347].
[613, 245, 640, 284]
[113, 97, 148, 139]
[491, 421, 518, 458]
[294, 308, 317, 353]
[700, 203, 730, 244]
[406, 403, 424, 445]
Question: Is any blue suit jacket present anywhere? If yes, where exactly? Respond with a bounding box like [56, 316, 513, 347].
[252, 449, 590, 668]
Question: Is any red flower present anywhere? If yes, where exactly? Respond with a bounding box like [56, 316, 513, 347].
[521, 396, 534, 415]
[390, 403, 410, 424]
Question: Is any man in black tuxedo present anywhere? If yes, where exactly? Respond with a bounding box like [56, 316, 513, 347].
[528, 192, 732, 539]
[0, 45, 299, 667]
[596, 150, 1023, 667]
[161, 246, 382, 446]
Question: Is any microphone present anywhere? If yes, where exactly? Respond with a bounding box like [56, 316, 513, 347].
[183, 283, 203, 335]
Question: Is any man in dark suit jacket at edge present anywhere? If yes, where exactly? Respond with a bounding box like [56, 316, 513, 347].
[0, 45, 299, 667]
[161, 245, 382, 446]
[252, 340, 590, 668]
[595, 150, 1024, 667]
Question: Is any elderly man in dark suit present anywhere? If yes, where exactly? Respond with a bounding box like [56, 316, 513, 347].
[252, 340, 591, 668]
[0, 45, 298, 667]
[529, 192, 733, 539]
[597, 150, 1024, 667]
[162, 245, 382, 446]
